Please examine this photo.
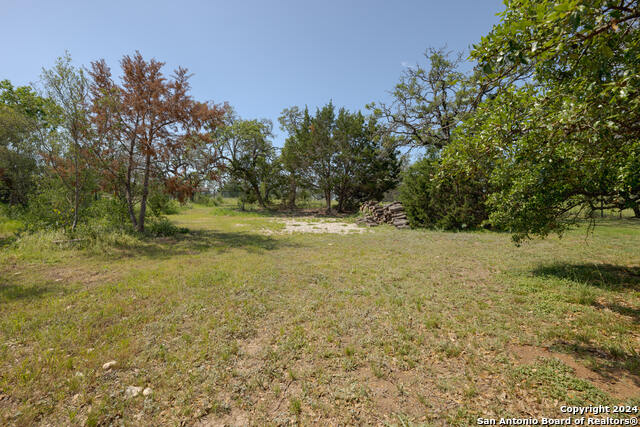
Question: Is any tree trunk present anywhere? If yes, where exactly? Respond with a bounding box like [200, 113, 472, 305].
[251, 182, 267, 208]
[137, 152, 152, 232]
[324, 189, 331, 212]
[124, 184, 137, 229]
[633, 204, 640, 218]
[125, 135, 138, 229]
[71, 141, 80, 231]
[287, 177, 297, 209]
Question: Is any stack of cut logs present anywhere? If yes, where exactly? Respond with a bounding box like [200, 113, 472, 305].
[357, 201, 410, 229]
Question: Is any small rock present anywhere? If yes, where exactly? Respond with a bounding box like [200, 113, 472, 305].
[125, 385, 143, 398]
[143, 387, 153, 396]
[102, 360, 117, 370]
[72, 393, 81, 404]
[74, 371, 84, 377]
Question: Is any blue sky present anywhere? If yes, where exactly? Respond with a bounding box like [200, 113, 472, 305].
[2, 0, 505, 145]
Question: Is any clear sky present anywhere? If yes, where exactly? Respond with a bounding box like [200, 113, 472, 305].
[2, 0, 505, 145]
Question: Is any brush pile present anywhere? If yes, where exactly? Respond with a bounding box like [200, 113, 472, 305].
[357, 201, 410, 229]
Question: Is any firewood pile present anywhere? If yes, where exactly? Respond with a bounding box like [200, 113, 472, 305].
[357, 201, 410, 229]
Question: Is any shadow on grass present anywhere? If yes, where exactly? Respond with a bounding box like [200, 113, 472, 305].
[110, 229, 300, 260]
[532, 263, 640, 291]
[0, 235, 18, 249]
[604, 303, 640, 322]
[210, 205, 357, 219]
[0, 281, 63, 303]
[550, 340, 640, 383]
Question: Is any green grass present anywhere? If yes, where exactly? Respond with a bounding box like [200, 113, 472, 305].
[0, 205, 639, 425]
[0, 216, 22, 237]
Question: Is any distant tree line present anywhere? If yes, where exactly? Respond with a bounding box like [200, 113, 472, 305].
[2, 1, 638, 242]
[0, 52, 401, 237]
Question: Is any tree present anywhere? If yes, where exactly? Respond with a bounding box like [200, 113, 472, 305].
[469, 0, 640, 241]
[368, 47, 484, 149]
[278, 106, 312, 209]
[158, 125, 226, 203]
[0, 80, 54, 206]
[89, 52, 225, 232]
[307, 102, 338, 211]
[217, 115, 281, 208]
[40, 53, 92, 230]
[333, 109, 401, 211]
[279, 103, 400, 212]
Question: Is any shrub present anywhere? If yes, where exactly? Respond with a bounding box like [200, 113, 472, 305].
[145, 217, 188, 237]
[399, 155, 488, 230]
[192, 193, 223, 207]
[19, 180, 76, 230]
[83, 196, 130, 229]
[148, 191, 180, 216]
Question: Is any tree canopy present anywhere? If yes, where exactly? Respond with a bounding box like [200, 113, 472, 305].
[469, 0, 640, 241]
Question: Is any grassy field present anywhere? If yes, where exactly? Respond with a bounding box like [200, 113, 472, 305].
[1, 203, 639, 425]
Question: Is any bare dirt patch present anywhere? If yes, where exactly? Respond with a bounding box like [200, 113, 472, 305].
[263, 218, 367, 235]
[509, 344, 640, 399]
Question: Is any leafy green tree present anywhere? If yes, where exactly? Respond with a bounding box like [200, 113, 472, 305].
[368, 47, 484, 149]
[40, 53, 93, 230]
[470, 0, 640, 241]
[400, 151, 490, 230]
[333, 109, 401, 211]
[279, 103, 401, 212]
[218, 116, 281, 208]
[0, 80, 55, 206]
[278, 106, 312, 209]
[307, 102, 338, 211]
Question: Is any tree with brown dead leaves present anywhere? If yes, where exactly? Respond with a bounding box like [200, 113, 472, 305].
[89, 52, 227, 232]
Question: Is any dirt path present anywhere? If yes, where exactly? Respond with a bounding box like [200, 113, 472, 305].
[263, 218, 368, 234]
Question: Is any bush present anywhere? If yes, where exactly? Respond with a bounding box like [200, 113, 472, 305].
[399, 156, 488, 230]
[0, 203, 22, 235]
[145, 217, 188, 237]
[19, 180, 76, 230]
[148, 191, 181, 216]
[192, 193, 223, 207]
[83, 196, 130, 228]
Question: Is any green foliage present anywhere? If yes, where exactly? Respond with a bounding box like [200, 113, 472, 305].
[0, 81, 56, 207]
[469, 0, 640, 241]
[368, 47, 483, 149]
[307, 102, 338, 209]
[19, 179, 78, 230]
[192, 193, 223, 207]
[333, 109, 401, 211]
[13, 167, 124, 235]
[278, 106, 313, 208]
[218, 116, 282, 208]
[279, 103, 401, 212]
[82, 197, 130, 229]
[145, 217, 188, 237]
[148, 190, 181, 216]
[399, 156, 488, 230]
[0, 79, 56, 123]
[40, 53, 93, 230]
[0, 204, 22, 236]
[0, 137, 38, 206]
